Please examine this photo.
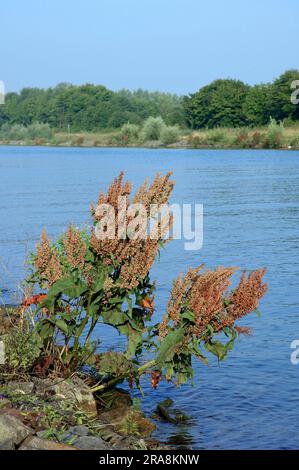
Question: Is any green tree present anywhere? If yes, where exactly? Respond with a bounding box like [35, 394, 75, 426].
[184, 79, 249, 129]
[269, 69, 299, 122]
[243, 84, 274, 126]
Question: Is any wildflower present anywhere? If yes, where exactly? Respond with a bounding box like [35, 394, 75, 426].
[35, 230, 62, 286]
[64, 225, 87, 270]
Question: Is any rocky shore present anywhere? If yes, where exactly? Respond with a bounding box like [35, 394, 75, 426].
[0, 376, 161, 451]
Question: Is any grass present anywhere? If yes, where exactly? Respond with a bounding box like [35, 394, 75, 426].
[187, 124, 299, 149]
[0, 124, 298, 150]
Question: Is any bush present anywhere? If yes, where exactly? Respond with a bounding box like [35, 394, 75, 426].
[17, 173, 268, 394]
[250, 131, 263, 148]
[234, 131, 250, 148]
[267, 117, 285, 148]
[0, 122, 53, 142]
[205, 128, 228, 145]
[142, 116, 165, 141]
[120, 123, 140, 144]
[72, 136, 84, 146]
[27, 122, 53, 140]
[4, 325, 41, 371]
[160, 125, 180, 145]
[0, 124, 28, 141]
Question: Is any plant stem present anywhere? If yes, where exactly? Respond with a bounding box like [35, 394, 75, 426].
[90, 359, 156, 394]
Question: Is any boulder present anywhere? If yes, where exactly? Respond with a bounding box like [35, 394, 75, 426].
[99, 407, 156, 438]
[0, 414, 33, 447]
[0, 438, 15, 450]
[6, 382, 34, 395]
[19, 436, 76, 450]
[33, 377, 97, 418]
[70, 436, 111, 450]
[0, 340, 5, 365]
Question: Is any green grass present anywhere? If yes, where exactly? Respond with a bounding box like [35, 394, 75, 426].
[0, 124, 298, 150]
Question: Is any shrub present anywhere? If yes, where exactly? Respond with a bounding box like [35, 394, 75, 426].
[72, 136, 84, 146]
[120, 123, 140, 144]
[0, 124, 29, 141]
[160, 125, 180, 145]
[205, 128, 228, 145]
[4, 324, 42, 371]
[142, 116, 166, 141]
[288, 136, 299, 148]
[267, 117, 285, 148]
[18, 173, 267, 392]
[27, 122, 53, 140]
[187, 134, 203, 148]
[234, 131, 250, 148]
[250, 131, 263, 148]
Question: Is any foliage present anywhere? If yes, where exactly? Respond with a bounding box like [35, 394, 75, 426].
[184, 79, 249, 129]
[14, 173, 268, 392]
[242, 84, 274, 126]
[0, 84, 186, 132]
[184, 70, 299, 129]
[266, 117, 285, 149]
[0, 122, 53, 141]
[120, 122, 140, 144]
[142, 116, 166, 141]
[160, 125, 181, 145]
[3, 324, 42, 371]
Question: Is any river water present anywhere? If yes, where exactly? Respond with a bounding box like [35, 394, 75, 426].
[0, 146, 298, 449]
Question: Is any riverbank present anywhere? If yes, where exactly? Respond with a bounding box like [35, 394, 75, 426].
[1, 125, 299, 150]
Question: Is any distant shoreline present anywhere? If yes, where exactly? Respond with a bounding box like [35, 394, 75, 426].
[0, 142, 298, 151]
[1, 122, 299, 151]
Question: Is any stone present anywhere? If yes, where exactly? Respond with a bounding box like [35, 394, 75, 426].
[0, 414, 33, 446]
[65, 425, 90, 437]
[6, 382, 34, 395]
[105, 388, 132, 409]
[71, 435, 111, 450]
[0, 438, 15, 450]
[0, 397, 11, 410]
[19, 436, 76, 450]
[33, 377, 97, 418]
[0, 340, 5, 365]
[113, 436, 148, 450]
[99, 408, 156, 438]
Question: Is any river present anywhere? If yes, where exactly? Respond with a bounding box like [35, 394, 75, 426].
[0, 146, 298, 449]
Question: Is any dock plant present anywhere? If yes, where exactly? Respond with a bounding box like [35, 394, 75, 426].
[9, 172, 267, 394]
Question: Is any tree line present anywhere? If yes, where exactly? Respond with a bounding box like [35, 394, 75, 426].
[0, 70, 298, 132]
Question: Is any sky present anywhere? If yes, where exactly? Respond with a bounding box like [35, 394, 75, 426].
[0, 0, 298, 95]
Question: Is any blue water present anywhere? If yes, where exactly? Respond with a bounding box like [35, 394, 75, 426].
[0, 146, 298, 449]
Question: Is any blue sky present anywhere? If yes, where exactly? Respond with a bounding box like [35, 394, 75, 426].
[1, 0, 298, 94]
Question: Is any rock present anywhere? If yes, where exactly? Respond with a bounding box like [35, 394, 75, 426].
[71, 435, 111, 450]
[0, 396, 11, 410]
[0, 438, 15, 450]
[60, 425, 91, 443]
[0, 414, 33, 446]
[6, 382, 34, 395]
[33, 377, 97, 418]
[156, 398, 189, 424]
[0, 340, 5, 365]
[64, 425, 90, 437]
[102, 388, 132, 409]
[0, 408, 25, 420]
[99, 408, 156, 438]
[19, 436, 76, 450]
[114, 436, 148, 450]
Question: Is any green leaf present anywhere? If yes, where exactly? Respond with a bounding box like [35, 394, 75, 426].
[40, 276, 87, 310]
[181, 310, 195, 322]
[156, 327, 185, 367]
[54, 319, 69, 335]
